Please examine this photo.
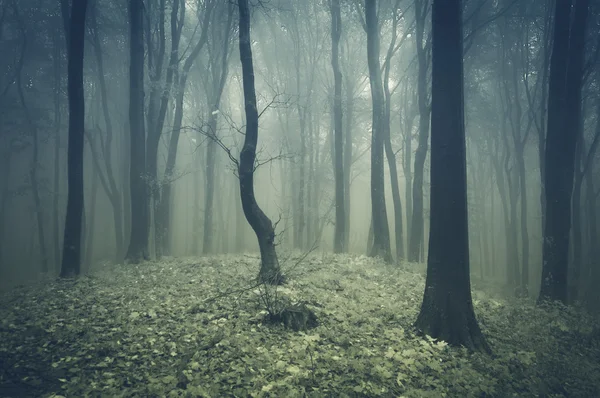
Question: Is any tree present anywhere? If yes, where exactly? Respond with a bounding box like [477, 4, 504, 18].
[414, 0, 489, 352]
[408, 0, 431, 262]
[331, 0, 346, 253]
[155, 0, 214, 257]
[203, 2, 235, 254]
[60, 0, 89, 278]
[365, 0, 392, 263]
[539, 0, 590, 304]
[237, 0, 284, 284]
[125, 0, 149, 263]
[88, 2, 125, 261]
[382, 1, 409, 263]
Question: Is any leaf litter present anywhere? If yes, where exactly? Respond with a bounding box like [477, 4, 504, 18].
[1, 253, 599, 397]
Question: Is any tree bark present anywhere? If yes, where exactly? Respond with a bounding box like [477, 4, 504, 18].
[155, 1, 213, 256]
[52, 26, 63, 272]
[331, 0, 346, 253]
[383, 7, 404, 263]
[365, 0, 392, 263]
[84, 163, 99, 268]
[125, 0, 150, 263]
[203, 4, 233, 254]
[415, 0, 489, 352]
[343, 75, 354, 250]
[583, 164, 598, 306]
[409, 0, 431, 263]
[238, 0, 283, 284]
[539, 0, 589, 304]
[60, 0, 88, 277]
[89, 4, 125, 259]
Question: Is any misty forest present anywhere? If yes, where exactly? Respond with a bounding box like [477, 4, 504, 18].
[1, 0, 600, 396]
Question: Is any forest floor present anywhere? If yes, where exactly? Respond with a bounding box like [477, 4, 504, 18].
[1, 253, 599, 397]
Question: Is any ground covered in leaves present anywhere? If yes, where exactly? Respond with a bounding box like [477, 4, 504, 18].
[1, 253, 600, 397]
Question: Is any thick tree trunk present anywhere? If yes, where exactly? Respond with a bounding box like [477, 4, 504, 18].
[365, 0, 392, 263]
[60, 0, 88, 277]
[539, 0, 589, 304]
[331, 0, 346, 253]
[125, 0, 150, 263]
[415, 0, 489, 352]
[238, 0, 283, 284]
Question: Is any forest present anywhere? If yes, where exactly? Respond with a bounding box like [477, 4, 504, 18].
[1, 0, 600, 396]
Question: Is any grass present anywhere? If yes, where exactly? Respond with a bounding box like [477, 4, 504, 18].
[1, 253, 599, 397]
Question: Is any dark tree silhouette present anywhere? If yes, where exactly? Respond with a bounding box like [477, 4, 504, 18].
[60, 0, 89, 278]
[414, 0, 489, 352]
[365, 0, 392, 263]
[125, 0, 150, 263]
[539, 0, 590, 304]
[237, 0, 284, 284]
[408, 0, 431, 263]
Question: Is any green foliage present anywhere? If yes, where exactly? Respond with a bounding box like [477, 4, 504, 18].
[0, 254, 599, 397]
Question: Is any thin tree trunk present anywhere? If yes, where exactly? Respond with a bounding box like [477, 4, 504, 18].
[203, 6, 233, 254]
[365, 0, 392, 263]
[84, 163, 99, 267]
[409, 0, 431, 263]
[16, 72, 49, 273]
[382, 7, 404, 263]
[238, 0, 283, 284]
[155, 2, 213, 256]
[583, 166, 597, 304]
[402, 92, 414, 257]
[343, 79, 353, 250]
[571, 137, 583, 302]
[52, 27, 62, 272]
[90, 4, 124, 259]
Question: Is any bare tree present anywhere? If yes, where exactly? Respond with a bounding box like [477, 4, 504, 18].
[237, 0, 284, 284]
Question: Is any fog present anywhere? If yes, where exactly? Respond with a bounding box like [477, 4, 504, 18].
[2, 0, 600, 395]
[0, 0, 599, 312]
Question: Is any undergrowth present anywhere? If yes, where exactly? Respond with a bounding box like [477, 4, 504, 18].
[0, 253, 599, 397]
